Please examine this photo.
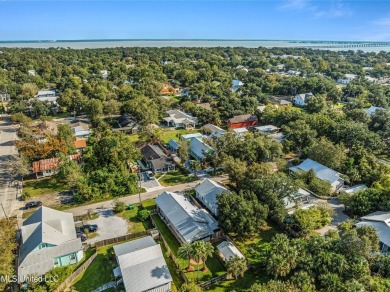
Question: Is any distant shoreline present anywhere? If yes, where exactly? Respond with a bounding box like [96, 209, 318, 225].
[1, 39, 390, 52]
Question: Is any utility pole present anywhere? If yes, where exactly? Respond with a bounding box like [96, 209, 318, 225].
[1, 203, 9, 221]
[138, 166, 142, 204]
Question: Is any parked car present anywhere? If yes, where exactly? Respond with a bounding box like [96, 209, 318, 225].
[146, 171, 155, 180]
[77, 232, 87, 242]
[25, 201, 42, 209]
[82, 224, 98, 232]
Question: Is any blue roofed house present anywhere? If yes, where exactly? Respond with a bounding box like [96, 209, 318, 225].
[189, 138, 213, 161]
[155, 191, 220, 243]
[232, 80, 244, 92]
[195, 179, 229, 216]
[289, 158, 345, 192]
[112, 236, 172, 292]
[167, 139, 180, 153]
[18, 207, 83, 282]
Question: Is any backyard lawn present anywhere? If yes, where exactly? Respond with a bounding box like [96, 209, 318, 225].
[152, 215, 226, 283]
[115, 204, 154, 233]
[23, 177, 66, 198]
[160, 128, 199, 143]
[72, 245, 115, 292]
[158, 170, 197, 186]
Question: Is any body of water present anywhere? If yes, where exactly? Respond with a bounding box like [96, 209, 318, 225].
[1, 39, 390, 52]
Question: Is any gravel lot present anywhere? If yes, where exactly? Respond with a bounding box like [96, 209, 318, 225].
[85, 208, 128, 244]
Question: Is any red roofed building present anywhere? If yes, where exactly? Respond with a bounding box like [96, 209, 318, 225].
[32, 154, 81, 178]
[227, 114, 258, 129]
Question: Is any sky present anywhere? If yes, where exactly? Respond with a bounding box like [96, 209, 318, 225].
[1, 0, 390, 41]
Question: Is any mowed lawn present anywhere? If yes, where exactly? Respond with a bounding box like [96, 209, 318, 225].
[72, 245, 115, 292]
[23, 177, 66, 197]
[115, 204, 154, 233]
[127, 128, 200, 144]
[151, 215, 226, 282]
[158, 171, 197, 186]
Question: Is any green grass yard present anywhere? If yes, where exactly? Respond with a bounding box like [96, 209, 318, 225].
[115, 205, 154, 233]
[158, 171, 197, 186]
[160, 128, 200, 143]
[152, 215, 226, 283]
[72, 245, 115, 292]
[23, 177, 66, 198]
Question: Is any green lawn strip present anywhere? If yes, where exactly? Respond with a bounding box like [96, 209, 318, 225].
[86, 232, 99, 240]
[160, 129, 200, 143]
[160, 241, 184, 292]
[207, 270, 267, 292]
[159, 170, 197, 186]
[115, 205, 153, 233]
[128, 134, 139, 143]
[141, 198, 157, 210]
[23, 177, 66, 197]
[152, 215, 226, 282]
[75, 248, 96, 270]
[71, 245, 115, 292]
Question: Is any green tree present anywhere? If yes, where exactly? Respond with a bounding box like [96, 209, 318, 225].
[178, 242, 194, 270]
[306, 137, 346, 170]
[226, 256, 248, 279]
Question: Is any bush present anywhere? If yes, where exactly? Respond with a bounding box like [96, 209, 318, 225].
[137, 209, 150, 221]
[113, 200, 127, 213]
[22, 191, 31, 201]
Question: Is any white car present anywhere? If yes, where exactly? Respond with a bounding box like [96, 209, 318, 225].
[146, 171, 155, 180]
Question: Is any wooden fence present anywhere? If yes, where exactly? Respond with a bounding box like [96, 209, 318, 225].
[55, 251, 98, 292]
[95, 229, 157, 248]
[198, 274, 228, 289]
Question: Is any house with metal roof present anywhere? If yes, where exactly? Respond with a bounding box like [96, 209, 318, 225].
[289, 158, 345, 191]
[356, 211, 390, 253]
[283, 188, 316, 214]
[140, 144, 176, 174]
[232, 79, 244, 92]
[364, 106, 386, 117]
[163, 110, 198, 129]
[35, 89, 59, 103]
[32, 154, 81, 179]
[18, 207, 83, 282]
[155, 191, 219, 243]
[181, 132, 204, 141]
[189, 138, 213, 161]
[195, 179, 228, 216]
[113, 236, 172, 292]
[202, 124, 226, 139]
[293, 92, 313, 106]
[227, 114, 258, 129]
[167, 139, 180, 153]
[337, 74, 357, 85]
[217, 241, 245, 263]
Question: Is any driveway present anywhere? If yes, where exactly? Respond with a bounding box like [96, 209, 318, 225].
[315, 197, 351, 235]
[140, 172, 163, 192]
[84, 209, 128, 244]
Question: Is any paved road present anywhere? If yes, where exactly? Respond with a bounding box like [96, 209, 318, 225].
[0, 115, 20, 219]
[67, 175, 228, 216]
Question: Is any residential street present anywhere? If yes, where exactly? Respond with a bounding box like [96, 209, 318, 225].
[67, 175, 228, 216]
[0, 115, 21, 219]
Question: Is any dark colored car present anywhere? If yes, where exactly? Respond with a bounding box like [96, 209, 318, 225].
[25, 201, 42, 209]
[77, 232, 87, 242]
[82, 224, 98, 232]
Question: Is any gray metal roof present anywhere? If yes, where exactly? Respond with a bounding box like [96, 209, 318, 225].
[168, 139, 180, 150]
[155, 192, 219, 242]
[19, 207, 82, 280]
[114, 236, 172, 292]
[217, 241, 244, 262]
[361, 211, 390, 223]
[356, 221, 390, 247]
[195, 179, 228, 215]
[289, 158, 344, 185]
[190, 138, 213, 160]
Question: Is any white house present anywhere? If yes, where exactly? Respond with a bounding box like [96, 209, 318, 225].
[289, 158, 345, 192]
[337, 74, 356, 85]
[364, 106, 385, 117]
[217, 241, 245, 263]
[293, 92, 314, 106]
[195, 179, 228, 216]
[112, 236, 172, 292]
[163, 110, 198, 129]
[18, 207, 83, 282]
[28, 70, 36, 76]
[356, 212, 390, 253]
[100, 70, 108, 80]
[35, 89, 59, 103]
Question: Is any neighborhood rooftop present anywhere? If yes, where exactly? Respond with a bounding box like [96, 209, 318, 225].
[155, 191, 219, 243]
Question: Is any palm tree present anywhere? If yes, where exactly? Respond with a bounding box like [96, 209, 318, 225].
[226, 256, 248, 279]
[178, 243, 194, 271]
[200, 241, 214, 272]
[192, 241, 206, 280]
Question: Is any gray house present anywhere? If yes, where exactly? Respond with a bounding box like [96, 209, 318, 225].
[155, 191, 220, 243]
[289, 158, 344, 192]
[141, 144, 176, 174]
[195, 179, 228, 216]
[113, 236, 172, 292]
[356, 212, 390, 253]
[163, 110, 198, 129]
[18, 207, 83, 282]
